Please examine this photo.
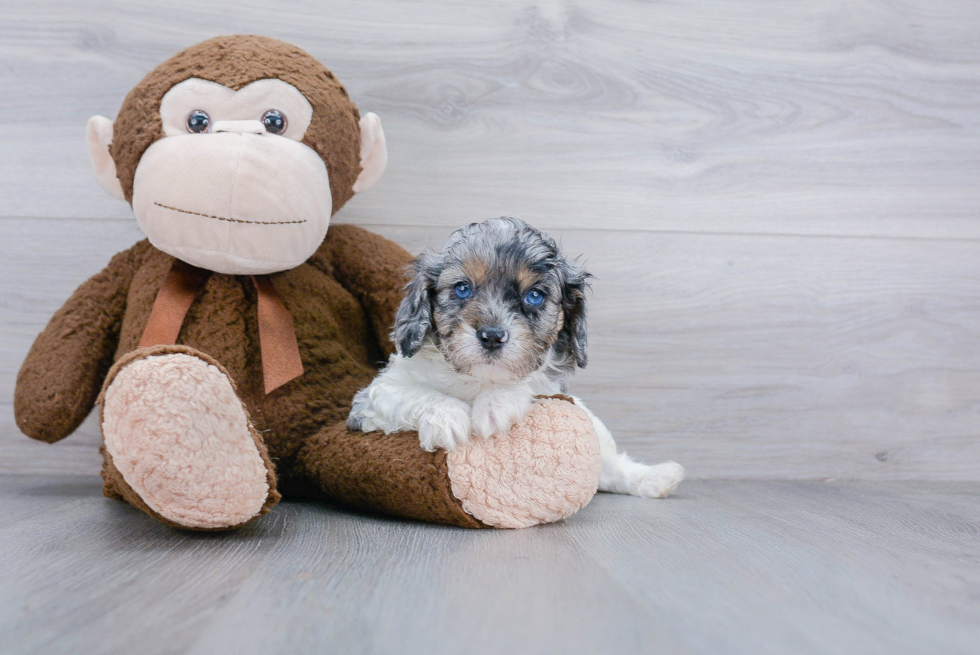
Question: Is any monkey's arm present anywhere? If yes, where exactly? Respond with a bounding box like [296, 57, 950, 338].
[14, 244, 144, 443]
[311, 223, 412, 358]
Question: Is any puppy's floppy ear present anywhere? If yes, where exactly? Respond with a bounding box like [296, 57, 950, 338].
[555, 258, 592, 369]
[392, 249, 442, 358]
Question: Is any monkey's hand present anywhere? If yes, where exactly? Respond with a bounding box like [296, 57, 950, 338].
[471, 385, 534, 440]
[418, 397, 472, 452]
[15, 243, 144, 443]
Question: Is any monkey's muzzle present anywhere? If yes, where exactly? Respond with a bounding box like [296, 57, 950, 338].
[131, 132, 333, 275]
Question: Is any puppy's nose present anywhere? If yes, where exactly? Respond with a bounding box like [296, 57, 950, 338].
[478, 326, 509, 350]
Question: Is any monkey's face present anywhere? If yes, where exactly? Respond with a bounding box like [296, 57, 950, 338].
[130, 78, 331, 275]
[87, 36, 388, 276]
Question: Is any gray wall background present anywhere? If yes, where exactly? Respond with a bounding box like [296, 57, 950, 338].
[2, 0, 978, 480]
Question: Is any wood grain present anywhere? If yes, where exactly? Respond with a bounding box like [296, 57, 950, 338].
[1, 476, 978, 654]
[2, 0, 979, 479]
[2, 0, 979, 237]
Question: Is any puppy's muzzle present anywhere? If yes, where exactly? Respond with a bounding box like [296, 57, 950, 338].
[477, 326, 509, 351]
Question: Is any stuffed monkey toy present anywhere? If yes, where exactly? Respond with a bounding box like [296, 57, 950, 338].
[14, 36, 601, 530]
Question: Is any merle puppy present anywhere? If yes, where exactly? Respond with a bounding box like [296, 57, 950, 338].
[348, 217, 683, 498]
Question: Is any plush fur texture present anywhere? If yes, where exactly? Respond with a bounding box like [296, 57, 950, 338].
[16, 224, 412, 497]
[293, 395, 600, 529]
[110, 35, 361, 211]
[101, 347, 275, 529]
[446, 396, 601, 528]
[16, 37, 617, 531]
[294, 418, 488, 529]
[20, 221, 609, 528]
[15, 245, 140, 444]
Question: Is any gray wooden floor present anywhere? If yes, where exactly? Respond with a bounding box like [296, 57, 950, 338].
[1, 476, 977, 655]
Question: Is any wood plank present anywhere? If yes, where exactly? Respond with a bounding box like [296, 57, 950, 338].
[0, 475, 685, 655]
[4, 219, 978, 480]
[0, 475, 97, 531]
[562, 481, 980, 655]
[183, 507, 685, 655]
[1, 476, 978, 654]
[0, 0, 978, 238]
[0, 477, 295, 655]
[0, 410, 103, 477]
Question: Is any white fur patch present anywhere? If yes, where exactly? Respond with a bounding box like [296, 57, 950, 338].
[418, 397, 471, 452]
[470, 384, 534, 439]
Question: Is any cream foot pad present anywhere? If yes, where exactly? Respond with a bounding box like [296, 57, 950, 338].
[101, 349, 272, 529]
[447, 397, 602, 529]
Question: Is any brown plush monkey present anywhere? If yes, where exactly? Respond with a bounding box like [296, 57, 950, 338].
[14, 36, 601, 530]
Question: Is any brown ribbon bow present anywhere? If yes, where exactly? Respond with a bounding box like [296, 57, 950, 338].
[140, 259, 304, 394]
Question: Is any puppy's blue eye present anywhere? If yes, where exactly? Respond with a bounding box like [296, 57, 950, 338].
[524, 289, 544, 306]
[454, 282, 473, 299]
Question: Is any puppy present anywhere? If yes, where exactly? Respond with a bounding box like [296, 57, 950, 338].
[348, 217, 684, 499]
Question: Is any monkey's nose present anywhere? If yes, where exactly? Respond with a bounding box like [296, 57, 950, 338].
[478, 327, 509, 351]
[212, 120, 266, 135]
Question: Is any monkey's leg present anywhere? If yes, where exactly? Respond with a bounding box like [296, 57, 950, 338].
[98, 345, 280, 530]
[294, 396, 602, 529]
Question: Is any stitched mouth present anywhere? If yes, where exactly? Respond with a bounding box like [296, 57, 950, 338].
[154, 202, 307, 226]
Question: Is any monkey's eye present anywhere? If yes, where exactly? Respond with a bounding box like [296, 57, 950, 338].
[523, 289, 544, 307]
[454, 282, 473, 300]
[186, 110, 211, 134]
[261, 109, 288, 135]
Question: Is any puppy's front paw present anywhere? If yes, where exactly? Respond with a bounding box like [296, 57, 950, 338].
[471, 386, 534, 439]
[418, 399, 472, 452]
[636, 461, 685, 498]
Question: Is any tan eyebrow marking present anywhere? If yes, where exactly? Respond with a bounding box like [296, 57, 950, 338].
[516, 264, 540, 290]
[461, 258, 488, 284]
[154, 202, 307, 225]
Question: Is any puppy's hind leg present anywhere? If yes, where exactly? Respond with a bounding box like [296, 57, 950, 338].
[571, 398, 684, 498]
[601, 451, 685, 499]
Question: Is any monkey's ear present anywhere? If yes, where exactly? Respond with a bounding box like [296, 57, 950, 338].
[86, 116, 125, 200]
[352, 112, 387, 194]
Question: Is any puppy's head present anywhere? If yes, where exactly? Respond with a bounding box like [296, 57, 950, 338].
[393, 217, 590, 382]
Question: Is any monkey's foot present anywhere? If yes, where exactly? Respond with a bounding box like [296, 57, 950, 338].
[100, 346, 279, 529]
[447, 396, 603, 528]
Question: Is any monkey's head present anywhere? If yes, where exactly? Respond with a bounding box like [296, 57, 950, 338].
[87, 35, 387, 275]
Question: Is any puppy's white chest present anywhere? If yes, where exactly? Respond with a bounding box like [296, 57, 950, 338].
[408, 344, 559, 402]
